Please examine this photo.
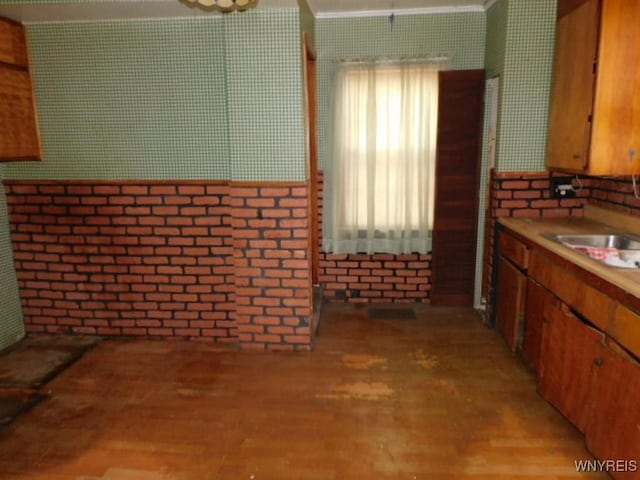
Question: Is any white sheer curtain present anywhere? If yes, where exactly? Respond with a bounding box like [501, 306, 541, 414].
[323, 61, 440, 255]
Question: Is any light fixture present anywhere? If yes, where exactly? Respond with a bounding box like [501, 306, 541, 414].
[185, 0, 258, 11]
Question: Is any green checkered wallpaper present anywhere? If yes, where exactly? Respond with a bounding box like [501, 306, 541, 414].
[298, 0, 315, 48]
[225, 9, 306, 182]
[0, 180, 25, 351]
[316, 12, 486, 170]
[6, 18, 229, 180]
[4, 9, 307, 182]
[485, 0, 507, 78]
[495, 0, 556, 172]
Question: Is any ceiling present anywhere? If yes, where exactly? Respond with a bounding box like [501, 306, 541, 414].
[309, 0, 489, 17]
[0, 0, 491, 24]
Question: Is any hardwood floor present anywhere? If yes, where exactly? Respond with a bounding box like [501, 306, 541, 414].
[0, 304, 606, 479]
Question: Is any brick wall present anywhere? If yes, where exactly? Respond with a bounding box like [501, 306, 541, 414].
[587, 177, 640, 215]
[483, 171, 640, 319]
[231, 185, 312, 351]
[4, 181, 312, 351]
[483, 171, 589, 315]
[317, 172, 431, 303]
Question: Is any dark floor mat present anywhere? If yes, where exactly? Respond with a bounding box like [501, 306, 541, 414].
[0, 335, 101, 388]
[367, 307, 416, 320]
[0, 389, 46, 426]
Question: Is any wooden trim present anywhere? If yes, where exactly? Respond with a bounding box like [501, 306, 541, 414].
[304, 33, 320, 286]
[557, 0, 590, 19]
[3, 179, 231, 186]
[303, 32, 316, 61]
[231, 180, 307, 188]
[2, 179, 309, 187]
[493, 171, 550, 179]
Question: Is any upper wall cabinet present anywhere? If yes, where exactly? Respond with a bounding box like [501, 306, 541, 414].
[0, 16, 42, 162]
[546, 0, 640, 175]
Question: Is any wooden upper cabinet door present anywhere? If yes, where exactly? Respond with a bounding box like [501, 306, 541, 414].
[0, 16, 42, 162]
[548, 0, 640, 175]
[546, 0, 600, 173]
[590, 0, 640, 175]
[586, 341, 640, 480]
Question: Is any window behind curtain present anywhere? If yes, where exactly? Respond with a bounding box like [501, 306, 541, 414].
[323, 61, 440, 255]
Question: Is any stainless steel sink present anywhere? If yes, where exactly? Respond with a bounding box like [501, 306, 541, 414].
[545, 233, 640, 268]
[549, 233, 640, 250]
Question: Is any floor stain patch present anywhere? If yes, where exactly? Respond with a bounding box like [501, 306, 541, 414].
[317, 382, 395, 401]
[411, 349, 439, 370]
[341, 354, 388, 370]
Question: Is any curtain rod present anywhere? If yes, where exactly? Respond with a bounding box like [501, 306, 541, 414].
[337, 55, 450, 66]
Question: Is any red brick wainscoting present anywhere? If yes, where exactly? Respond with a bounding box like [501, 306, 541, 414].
[316, 171, 432, 303]
[4, 181, 312, 351]
[319, 253, 431, 303]
[482, 171, 589, 315]
[483, 170, 640, 318]
[231, 185, 311, 351]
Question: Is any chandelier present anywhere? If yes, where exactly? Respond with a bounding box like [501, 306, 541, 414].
[185, 0, 258, 11]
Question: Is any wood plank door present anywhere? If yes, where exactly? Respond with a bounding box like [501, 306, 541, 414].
[430, 69, 485, 306]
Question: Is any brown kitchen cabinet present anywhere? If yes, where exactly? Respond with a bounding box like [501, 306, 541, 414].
[0, 16, 42, 162]
[496, 220, 640, 479]
[546, 0, 640, 175]
[586, 340, 640, 480]
[495, 230, 530, 352]
[538, 299, 603, 433]
[495, 256, 527, 352]
[522, 279, 551, 374]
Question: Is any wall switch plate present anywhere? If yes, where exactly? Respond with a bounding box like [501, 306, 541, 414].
[550, 177, 576, 199]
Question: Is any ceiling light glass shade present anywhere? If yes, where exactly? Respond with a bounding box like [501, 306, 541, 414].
[185, 0, 257, 11]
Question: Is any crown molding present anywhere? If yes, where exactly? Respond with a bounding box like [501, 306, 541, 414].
[315, 5, 484, 19]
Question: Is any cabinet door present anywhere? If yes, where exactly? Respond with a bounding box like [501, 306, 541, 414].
[0, 17, 41, 162]
[495, 256, 526, 352]
[522, 279, 552, 374]
[538, 300, 603, 432]
[589, 0, 640, 176]
[546, 0, 600, 172]
[586, 342, 640, 480]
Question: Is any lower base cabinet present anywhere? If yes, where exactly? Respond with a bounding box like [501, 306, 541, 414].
[496, 230, 640, 479]
[495, 256, 526, 351]
[522, 279, 550, 374]
[586, 341, 640, 480]
[538, 299, 603, 433]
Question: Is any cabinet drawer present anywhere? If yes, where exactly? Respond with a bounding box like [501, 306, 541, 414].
[610, 304, 640, 360]
[528, 249, 613, 332]
[499, 231, 529, 270]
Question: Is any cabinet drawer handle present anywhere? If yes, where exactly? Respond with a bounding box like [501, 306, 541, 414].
[594, 357, 603, 367]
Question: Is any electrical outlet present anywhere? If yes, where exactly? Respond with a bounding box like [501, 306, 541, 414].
[550, 177, 576, 199]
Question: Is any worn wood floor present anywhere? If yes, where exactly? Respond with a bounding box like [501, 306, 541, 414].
[0, 304, 606, 480]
